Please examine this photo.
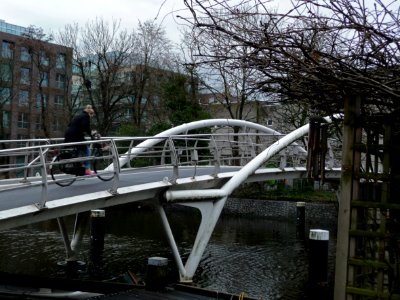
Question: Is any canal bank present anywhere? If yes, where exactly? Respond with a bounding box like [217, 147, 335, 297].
[221, 197, 338, 299]
[223, 198, 338, 230]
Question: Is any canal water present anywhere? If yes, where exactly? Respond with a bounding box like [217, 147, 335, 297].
[0, 202, 337, 299]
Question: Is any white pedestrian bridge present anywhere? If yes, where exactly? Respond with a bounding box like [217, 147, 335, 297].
[0, 118, 341, 282]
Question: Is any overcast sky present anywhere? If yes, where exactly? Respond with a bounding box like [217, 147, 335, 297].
[0, 0, 190, 43]
[0, 0, 300, 45]
[2, 0, 378, 45]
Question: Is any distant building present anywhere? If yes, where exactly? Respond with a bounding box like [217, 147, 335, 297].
[199, 93, 279, 130]
[0, 20, 30, 36]
[0, 20, 73, 142]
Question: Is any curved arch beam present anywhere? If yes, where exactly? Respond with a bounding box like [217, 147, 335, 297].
[165, 114, 342, 281]
[165, 114, 341, 201]
[118, 119, 297, 168]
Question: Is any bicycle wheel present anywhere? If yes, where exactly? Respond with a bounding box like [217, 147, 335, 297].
[93, 146, 115, 181]
[50, 155, 77, 187]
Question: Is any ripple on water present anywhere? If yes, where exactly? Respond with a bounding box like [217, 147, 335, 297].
[0, 210, 335, 300]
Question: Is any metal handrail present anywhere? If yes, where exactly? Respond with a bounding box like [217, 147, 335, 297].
[0, 130, 337, 210]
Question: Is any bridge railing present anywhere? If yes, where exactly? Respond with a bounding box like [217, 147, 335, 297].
[0, 132, 318, 208]
[0, 132, 310, 180]
[112, 133, 307, 167]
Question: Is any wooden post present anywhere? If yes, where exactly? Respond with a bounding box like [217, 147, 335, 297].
[334, 96, 361, 300]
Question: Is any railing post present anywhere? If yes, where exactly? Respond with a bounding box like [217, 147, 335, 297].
[168, 137, 178, 183]
[210, 136, 220, 177]
[36, 146, 48, 210]
[20, 140, 31, 183]
[126, 140, 134, 168]
[109, 139, 120, 194]
[191, 149, 198, 178]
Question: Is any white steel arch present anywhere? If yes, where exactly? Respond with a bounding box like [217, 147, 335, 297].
[117, 118, 305, 168]
[160, 115, 341, 282]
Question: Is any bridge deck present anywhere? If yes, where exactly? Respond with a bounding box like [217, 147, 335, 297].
[0, 166, 340, 231]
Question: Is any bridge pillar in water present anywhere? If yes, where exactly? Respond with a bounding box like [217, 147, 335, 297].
[309, 229, 329, 287]
[90, 209, 105, 250]
[89, 209, 106, 274]
[296, 202, 305, 239]
[145, 257, 168, 291]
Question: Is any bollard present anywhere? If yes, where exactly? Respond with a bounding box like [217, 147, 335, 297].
[90, 209, 105, 251]
[89, 209, 106, 272]
[309, 229, 329, 287]
[296, 202, 306, 239]
[145, 257, 168, 291]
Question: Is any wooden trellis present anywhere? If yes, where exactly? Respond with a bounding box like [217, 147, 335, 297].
[335, 97, 400, 300]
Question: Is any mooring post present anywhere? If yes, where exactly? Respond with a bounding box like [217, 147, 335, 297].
[309, 229, 329, 286]
[296, 202, 306, 239]
[90, 209, 105, 249]
[90, 209, 106, 269]
[145, 257, 168, 291]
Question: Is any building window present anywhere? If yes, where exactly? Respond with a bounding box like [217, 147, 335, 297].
[56, 53, 66, 69]
[125, 108, 133, 120]
[38, 71, 49, 87]
[39, 51, 49, 66]
[35, 116, 42, 130]
[20, 67, 31, 85]
[2, 111, 10, 128]
[56, 73, 65, 89]
[17, 113, 29, 129]
[36, 94, 47, 110]
[1, 41, 14, 59]
[0, 87, 11, 105]
[0, 64, 12, 82]
[16, 135, 29, 148]
[52, 119, 62, 131]
[19, 90, 29, 106]
[20, 47, 31, 62]
[54, 95, 64, 108]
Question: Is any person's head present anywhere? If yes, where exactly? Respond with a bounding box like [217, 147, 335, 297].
[84, 104, 94, 118]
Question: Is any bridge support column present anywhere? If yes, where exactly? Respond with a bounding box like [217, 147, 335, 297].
[56, 213, 89, 276]
[157, 197, 228, 282]
[157, 204, 188, 281]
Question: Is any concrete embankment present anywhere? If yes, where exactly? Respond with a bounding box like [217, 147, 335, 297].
[223, 198, 338, 231]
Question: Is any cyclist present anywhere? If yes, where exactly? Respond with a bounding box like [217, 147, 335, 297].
[64, 104, 95, 175]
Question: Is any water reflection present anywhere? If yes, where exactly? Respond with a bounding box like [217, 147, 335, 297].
[0, 204, 336, 299]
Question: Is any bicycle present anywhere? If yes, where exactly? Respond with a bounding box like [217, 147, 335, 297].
[50, 134, 115, 187]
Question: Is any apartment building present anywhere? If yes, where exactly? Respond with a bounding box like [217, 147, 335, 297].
[0, 20, 73, 141]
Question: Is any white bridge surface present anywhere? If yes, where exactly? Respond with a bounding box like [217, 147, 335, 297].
[0, 118, 342, 282]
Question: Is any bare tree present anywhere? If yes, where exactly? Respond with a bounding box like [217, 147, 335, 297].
[56, 18, 136, 134]
[181, 0, 400, 115]
[129, 20, 177, 131]
[184, 5, 267, 121]
[57, 18, 178, 135]
[54, 23, 81, 121]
